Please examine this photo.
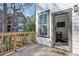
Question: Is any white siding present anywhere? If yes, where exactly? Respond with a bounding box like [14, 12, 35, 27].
[36, 3, 79, 54]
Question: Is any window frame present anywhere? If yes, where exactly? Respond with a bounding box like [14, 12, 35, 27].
[38, 10, 49, 38]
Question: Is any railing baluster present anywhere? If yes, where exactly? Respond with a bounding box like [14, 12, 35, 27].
[19, 34, 21, 48]
[18, 34, 20, 48]
[22, 33, 24, 46]
[7, 36, 9, 52]
[19, 34, 20, 47]
[20, 34, 22, 47]
[5, 36, 7, 53]
[17, 34, 18, 48]
[13, 32, 17, 51]
[21, 34, 22, 46]
[11, 35, 13, 51]
[21, 34, 22, 47]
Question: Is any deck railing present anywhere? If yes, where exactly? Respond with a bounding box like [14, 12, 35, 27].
[0, 32, 36, 55]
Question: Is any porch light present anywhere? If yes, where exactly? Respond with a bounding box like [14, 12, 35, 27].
[74, 5, 78, 12]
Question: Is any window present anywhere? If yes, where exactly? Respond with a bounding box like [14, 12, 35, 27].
[18, 23, 23, 26]
[57, 22, 65, 27]
[18, 29, 23, 32]
[39, 10, 49, 37]
[7, 25, 11, 32]
[18, 17, 24, 22]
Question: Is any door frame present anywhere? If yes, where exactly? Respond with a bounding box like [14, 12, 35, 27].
[51, 8, 72, 52]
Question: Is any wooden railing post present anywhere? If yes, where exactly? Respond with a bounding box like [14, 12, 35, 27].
[0, 33, 4, 54]
[13, 32, 17, 51]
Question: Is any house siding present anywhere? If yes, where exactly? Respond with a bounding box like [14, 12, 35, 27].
[15, 16, 26, 32]
[36, 3, 79, 54]
[0, 10, 26, 32]
[0, 11, 3, 32]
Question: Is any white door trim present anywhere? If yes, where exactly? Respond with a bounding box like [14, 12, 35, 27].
[51, 8, 72, 52]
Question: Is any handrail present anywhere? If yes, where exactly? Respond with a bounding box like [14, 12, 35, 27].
[0, 32, 36, 55]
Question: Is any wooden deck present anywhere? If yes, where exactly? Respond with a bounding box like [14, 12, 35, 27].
[7, 43, 54, 56]
[2, 43, 78, 56]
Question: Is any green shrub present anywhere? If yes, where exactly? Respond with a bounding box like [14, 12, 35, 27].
[5, 36, 12, 50]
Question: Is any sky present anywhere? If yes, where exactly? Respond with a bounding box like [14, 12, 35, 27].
[0, 3, 36, 17]
[22, 4, 35, 17]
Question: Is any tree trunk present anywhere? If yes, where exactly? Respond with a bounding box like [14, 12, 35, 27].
[3, 3, 7, 32]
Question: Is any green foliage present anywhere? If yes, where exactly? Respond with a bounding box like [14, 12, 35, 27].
[5, 36, 12, 50]
[25, 16, 35, 32]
